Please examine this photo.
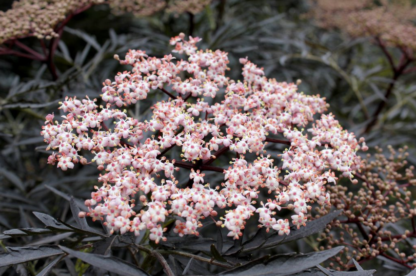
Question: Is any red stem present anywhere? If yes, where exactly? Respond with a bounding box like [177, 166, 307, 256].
[380, 253, 412, 269]
[353, 172, 367, 182]
[403, 67, 416, 74]
[159, 88, 177, 100]
[375, 37, 396, 71]
[183, 92, 192, 101]
[0, 47, 44, 60]
[14, 40, 45, 60]
[203, 146, 229, 166]
[265, 137, 291, 145]
[200, 164, 224, 173]
[40, 39, 47, 56]
[47, 37, 59, 81]
[364, 52, 413, 133]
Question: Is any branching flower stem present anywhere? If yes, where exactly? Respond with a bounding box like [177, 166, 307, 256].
[134, 244, 233, 269]
[364, 38, 414, 134]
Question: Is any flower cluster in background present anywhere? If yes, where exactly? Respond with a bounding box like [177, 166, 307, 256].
[317, 146, 416, 270]
[309, 0, 416, 50]
[0, 0, 210, 44]
[41, 34, 366, 243]
[110, 0, 210, 17]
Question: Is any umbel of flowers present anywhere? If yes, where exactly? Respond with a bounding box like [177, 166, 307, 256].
[309, 0, 416, 50]
[41, 33, 366, 243]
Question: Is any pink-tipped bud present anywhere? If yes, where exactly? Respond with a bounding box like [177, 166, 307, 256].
[47, 154, 57, 165]
[78, 212, 86, 218]
[239, 57, 248, 64]
[45, 113, 54, 122]
[80, 157, 88, 165]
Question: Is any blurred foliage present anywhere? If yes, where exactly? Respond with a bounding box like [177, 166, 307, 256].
[1, 0, 416, 275]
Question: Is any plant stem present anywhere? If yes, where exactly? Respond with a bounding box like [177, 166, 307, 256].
[158, 249, 232, 269]
[14, 40, 45, 60]
[134, 245, 232, 270]
[265, 137, 291, 145]
[159, 87, 177, 100]
[380, 252, 412, 269]
[188, 12, 195, 36]
[364, 40, 414, 133]
[152, 251, 175, 276]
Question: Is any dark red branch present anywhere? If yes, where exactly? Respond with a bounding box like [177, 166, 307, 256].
[14, 40, 45, 60]
[355, 221, 369, 240]
[159, 88, 177, 100]
[157, 145, 175, 159]
[364, 54, 413, 133]
[380, 253, 412, 269]
[403, 67, 416, 74]
[55, 3, 94, 34]
[183, 92, 192, 101]
[188, 12, 195, 37]
[375, 37, 396, 71]
[353, 172, 367, 182]
[378, 231, 416, 241]
[0, 47, 44, 60]
[265, 137, 291, 145]
[47, 36, 60, 81]
[172, 160, 195, 170]
[203, 146, 229, 166]
[200, 164, 225, 173]
[40, 39, 47, 57]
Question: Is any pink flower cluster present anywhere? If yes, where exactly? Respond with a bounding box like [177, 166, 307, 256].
[42, 33, 365, 243]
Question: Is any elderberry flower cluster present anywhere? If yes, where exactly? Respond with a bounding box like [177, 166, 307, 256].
[309, 0, 416, 50]
[41, 33, 366, 243]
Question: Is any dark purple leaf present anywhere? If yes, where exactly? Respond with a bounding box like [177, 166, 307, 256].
[221, 246, 344, 276]
[59, 245, 149, 276]
[241, 227, 267, 252]
[314, 265, 375, 276]
[0, 246, 63, 267]
[36, 256, 65, 276]
[3, 228, 52, 237]
[69, 197, 88, 230]
[29, 232, 73, 246]
[92, 236, 116, 255]
[217, 227, 224, 254]
[44, 185, 88, 212]
[255, 210, 341, 251]
[211, 244, 228, 263]
[405, 269, 416, 276]
[33, 212, 72, 231]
